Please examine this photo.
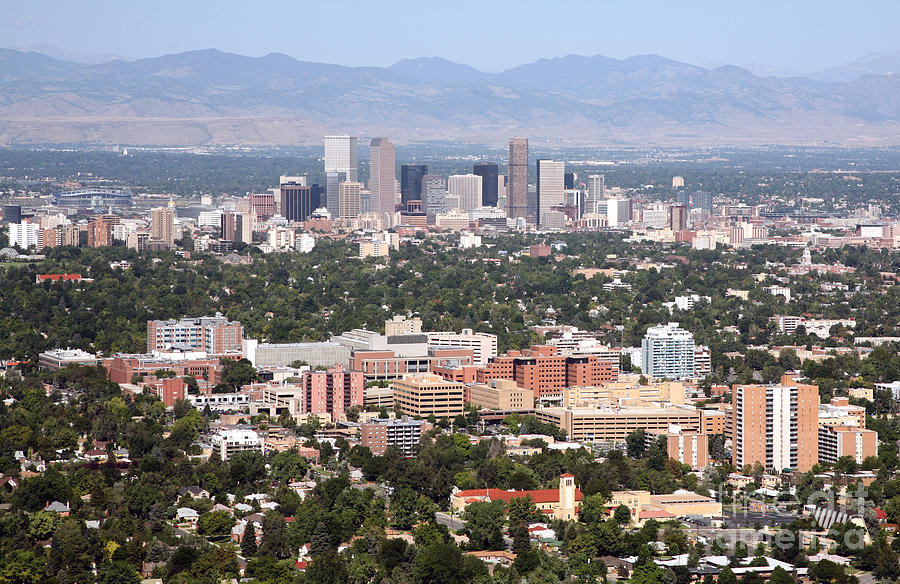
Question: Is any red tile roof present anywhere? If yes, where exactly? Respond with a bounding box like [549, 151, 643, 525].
[455, 488, 583, 505]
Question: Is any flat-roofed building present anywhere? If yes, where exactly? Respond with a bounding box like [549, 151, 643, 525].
[38, 348, 100, 370]
[467, 379, 534, 410]
[647, 426, 709, 469]
[426, 328, 498, 366]
[360, 416, 434, 456]
[392, 373, 465, 418]
[147, 313, 243, 354]
[818, 425, 878, 465]
[535, 405, 701, 442]
[733, 375, 819, 472]
[211, 428, 263, 460]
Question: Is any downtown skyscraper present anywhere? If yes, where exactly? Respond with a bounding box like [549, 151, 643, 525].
[369, 137, 396, 214]
[507, 138, 529, 221]
[473, 162, 499, 207]
[536, 159, 564, 226]
[324, 135, 357, 216]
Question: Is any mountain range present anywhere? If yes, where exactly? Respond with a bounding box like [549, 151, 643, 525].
[0, 48, 898, 146]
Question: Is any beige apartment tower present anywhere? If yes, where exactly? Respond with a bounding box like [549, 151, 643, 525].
[151, 206, 176, 246]
[732, 375, 819, 472]
[507, 138, 529, 221]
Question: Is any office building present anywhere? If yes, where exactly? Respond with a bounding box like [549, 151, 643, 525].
[507, 138, 529, 221]
[426, 328, 498, 365]
[564, 172, 575, 190]
[693, 191, 713, 213]
[818, 425, 878, 465]
[447, 174, 483, 211]
[242, 339, 351, 369]
[361, 417, 434, 456]
[324, 171, 346, 217]
[641, 323, 696, 380]
[38, 348, 100, 370]
[669, 204, 687, 231]
[324, 135, 358, 181]
[369, 137, 396, 214]
[467, 379, 534, 410]
[280, 177, 315, 222]
[423, 175, 447, 218]
[606, 198, 630, 227]
[672, 176, 685, 188]
[535, 405, 701, 443]
[392, 373, 465, 418]
[87, 214, 120, 248]
[2, 205, 22, 224]
[536, 159, 565, 226]
[151, 206, 176, 246]
[147, 313, 244, 353]
[732, 376, 819, 472]
[585, 175, 605, 215]
[473, 162, 499, 207]
[400, 164, 427, 205]
[221, 211, 252, 245]
[249, 193, 276, 220]
[338, 181, 362, 219]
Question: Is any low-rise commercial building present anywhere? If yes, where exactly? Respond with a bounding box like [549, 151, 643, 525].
[38, 348, 100, 370]
[211, 428, 263, 460]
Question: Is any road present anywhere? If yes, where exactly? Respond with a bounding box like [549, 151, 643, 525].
[436, 511, 465, 532]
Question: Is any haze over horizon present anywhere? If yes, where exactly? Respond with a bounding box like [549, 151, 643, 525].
[3, 0, 899, 74]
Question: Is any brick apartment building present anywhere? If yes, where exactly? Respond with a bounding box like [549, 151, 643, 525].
[360, 417, 434, 456]
[299, 364, 364, 418]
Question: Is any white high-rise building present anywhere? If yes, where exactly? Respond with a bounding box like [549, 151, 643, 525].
[447, 174, 483, 211]
[641, 323, 696, 380]
[606, 198, 631, 227]
[8, 223, 42, 250]
[324, 136, 358, 181]
[536, 160, 565, 226]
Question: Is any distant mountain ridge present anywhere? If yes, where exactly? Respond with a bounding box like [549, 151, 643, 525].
[0, 47, 898, 146]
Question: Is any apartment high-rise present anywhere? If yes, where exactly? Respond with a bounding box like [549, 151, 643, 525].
[338, 181, 362, 219]
[423, 175, 447, 220]
[473, 162, 499, 207]
[536, 159, 565, 226]
[507, 138, 529, 221]
[641, 323, 696, 380]
[448, 174, 483, 211]
[151, 206, 176, 246]
[733, 376, 819, 472]
[606, 199, 631, 227]
[369, 138, 396, 214]
[400, 164, 428, 205]
[280, 177, 314, 222]
[87, 214, 120, 248]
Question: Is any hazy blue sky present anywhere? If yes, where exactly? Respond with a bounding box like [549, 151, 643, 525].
[4, 0, 898, 72]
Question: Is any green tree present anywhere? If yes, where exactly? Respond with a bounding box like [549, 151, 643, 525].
[626, 429, 648, 458]
[27, 510, 60, 540]
[241, 527, 258, 558]
[614, 504, 632, 525]
[197, 510, 234, 537]
[464, 501, 506, 550]
[258, 511, 291, 559]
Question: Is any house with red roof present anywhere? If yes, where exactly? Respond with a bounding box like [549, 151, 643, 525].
[450, 473, 582, 520]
